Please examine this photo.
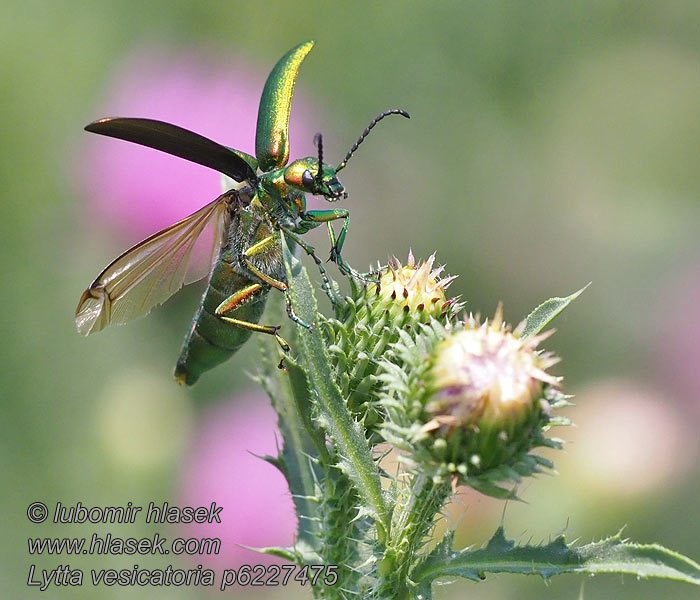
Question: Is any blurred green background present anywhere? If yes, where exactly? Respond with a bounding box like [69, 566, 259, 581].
[2, 1, 699, 598]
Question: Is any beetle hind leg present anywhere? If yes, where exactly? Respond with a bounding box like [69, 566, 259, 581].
[215, 285, 292, 357]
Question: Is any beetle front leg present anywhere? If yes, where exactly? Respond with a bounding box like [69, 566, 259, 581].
[302, 209, 376, 283]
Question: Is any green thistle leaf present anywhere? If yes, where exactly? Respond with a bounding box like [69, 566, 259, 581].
[281, 233, 391, 541]
[412, 526, 700, 590]
[243, 543, 321, 565]
[521, 283, 590, 338]
[257, 297, 325, 554]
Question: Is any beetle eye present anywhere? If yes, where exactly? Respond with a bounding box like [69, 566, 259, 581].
[301, 169, 315, 189]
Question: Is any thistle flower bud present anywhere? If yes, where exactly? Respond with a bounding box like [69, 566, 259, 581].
[322, 252, 461, 433]
[367, 251, 458, 323]
[378, 306, 569, 498]
[425, 305, 558, 432]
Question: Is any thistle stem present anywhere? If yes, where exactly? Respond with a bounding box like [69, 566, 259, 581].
[375, 475, 450, 599]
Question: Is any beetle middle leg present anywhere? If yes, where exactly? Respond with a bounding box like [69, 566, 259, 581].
[242, 235, 315, 328]
[215, 284, 291, 357]
[301, 209, 377, 283]
[276, 226, 341, 306]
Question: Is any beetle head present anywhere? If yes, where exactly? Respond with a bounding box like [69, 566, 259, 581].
[284, 110, 409, 202]
[284, 156, 346, 201]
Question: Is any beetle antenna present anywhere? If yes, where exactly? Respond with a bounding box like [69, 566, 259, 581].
[336, 109, 410, 172]
[313, 133, 324, 188]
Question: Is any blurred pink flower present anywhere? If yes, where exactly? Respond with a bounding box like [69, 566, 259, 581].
[563, 379, 697, 499]
[76, 44, 319, 242]
[654, 257, 700, 421]
[177, 394, 296, 567]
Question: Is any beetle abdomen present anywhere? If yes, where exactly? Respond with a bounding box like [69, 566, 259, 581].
[174, 261, 268, 386]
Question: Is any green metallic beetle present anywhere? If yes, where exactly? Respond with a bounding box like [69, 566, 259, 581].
[75, 40, 409, 385]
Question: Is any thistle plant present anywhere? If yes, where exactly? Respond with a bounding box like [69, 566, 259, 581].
[254, 239, 700, 599]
